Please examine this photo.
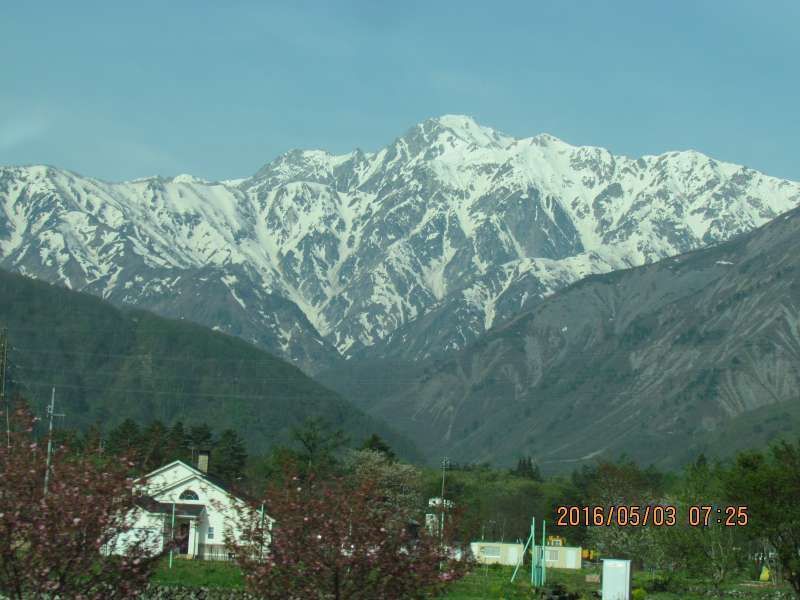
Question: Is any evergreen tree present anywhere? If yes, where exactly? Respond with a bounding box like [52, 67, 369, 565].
[187, 423, 214, 451]
[105, 418, 142, 460]
[360, 433, 395, 461]
[513, 456, 542, 482]
[52, 428, 83, 452]
[212, 429, 248, 482]
[165, 421, 190, 464]
[141, 420, 168, 472]
[82, 422, 104, 456]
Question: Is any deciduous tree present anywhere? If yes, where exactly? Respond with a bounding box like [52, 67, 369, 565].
[290, 417, 347, 477]
[726, 440, 800, 595]
[343, 448, 421, 512]
[655, 458, 744, 595]
[580, 459, 664, 562]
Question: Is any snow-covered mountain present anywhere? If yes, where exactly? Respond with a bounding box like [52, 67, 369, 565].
[1, 115, 799, 371]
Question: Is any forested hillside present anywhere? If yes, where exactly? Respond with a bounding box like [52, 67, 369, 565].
[0, 268, 418, 459]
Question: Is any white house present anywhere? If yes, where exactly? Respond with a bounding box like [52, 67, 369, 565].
[111, 452, 269, 561]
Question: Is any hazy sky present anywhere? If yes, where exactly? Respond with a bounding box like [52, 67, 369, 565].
[2, 1, 797, 182]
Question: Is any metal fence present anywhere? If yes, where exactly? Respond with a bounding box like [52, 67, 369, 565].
[197, 543, 236, 562]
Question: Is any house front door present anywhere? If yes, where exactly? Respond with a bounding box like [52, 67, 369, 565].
[178, 522, 190, 555]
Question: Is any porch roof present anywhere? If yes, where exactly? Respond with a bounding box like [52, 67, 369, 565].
[134, 495, 205, 518]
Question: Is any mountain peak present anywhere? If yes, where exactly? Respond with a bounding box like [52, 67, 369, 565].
[427, 114, 514, 149]
[171, 173, 209, 185]
[432, 113, 482, 130]
[529, 132, 568, 147]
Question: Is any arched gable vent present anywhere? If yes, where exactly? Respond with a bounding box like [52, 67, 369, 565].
[179, 489, 200, 501]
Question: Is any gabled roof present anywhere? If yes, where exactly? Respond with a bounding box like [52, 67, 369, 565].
[136, 460, 251, 502]
[137, 459, 203, 483]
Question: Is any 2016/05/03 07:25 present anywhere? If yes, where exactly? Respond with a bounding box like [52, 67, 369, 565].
[554, 505, 749, 527]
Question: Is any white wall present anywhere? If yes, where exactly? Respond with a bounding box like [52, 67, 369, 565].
[106, 507, 164, 556]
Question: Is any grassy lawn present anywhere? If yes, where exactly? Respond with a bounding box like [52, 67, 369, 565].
[151, 558, 244, 589]
[441, 564, 536, 599]
[150, 559, 793, 599]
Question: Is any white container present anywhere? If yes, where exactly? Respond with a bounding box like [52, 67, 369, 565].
[601, 558, 631, 600]
[469, 541, 525, 566]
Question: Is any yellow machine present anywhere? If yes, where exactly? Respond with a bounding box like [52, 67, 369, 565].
[547, 535, 566, 547]
[581, 548, 598, 561]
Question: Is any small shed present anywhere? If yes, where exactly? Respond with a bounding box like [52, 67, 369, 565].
[470, 541, 524, 566]
[543, 544, 582, 569]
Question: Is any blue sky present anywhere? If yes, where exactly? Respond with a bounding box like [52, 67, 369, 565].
[1, 1, 797, 181]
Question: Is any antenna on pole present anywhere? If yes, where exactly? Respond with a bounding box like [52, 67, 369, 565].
[43, 387, 64, 496]
[1, 327, 9, 448]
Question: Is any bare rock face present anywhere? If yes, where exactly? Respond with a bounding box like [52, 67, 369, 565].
[364, 206, 800, 469]
[1, 116, 798, 375]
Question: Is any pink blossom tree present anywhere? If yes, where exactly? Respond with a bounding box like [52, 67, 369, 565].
[228, 472, 470, 599]
[0, 404, 164, 599]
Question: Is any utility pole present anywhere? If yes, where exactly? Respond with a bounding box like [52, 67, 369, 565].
[43, 387, 64, 496]
[439, 456, 449, 541]
[169, 502, 176, 569]
[1, 327, 9, 448]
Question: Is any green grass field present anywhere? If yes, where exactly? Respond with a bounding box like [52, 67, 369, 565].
[151, 559, 791, 599]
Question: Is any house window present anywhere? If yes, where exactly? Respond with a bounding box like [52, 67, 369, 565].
[481, 545, 501, 558]
[547, 549, 559, 561]
[179, 489, 199, 501]
[207, 527, 215, 540]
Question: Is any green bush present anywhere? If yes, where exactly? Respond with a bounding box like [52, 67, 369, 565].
[643, 575, 670, 592]
[632, 588, 647, 600]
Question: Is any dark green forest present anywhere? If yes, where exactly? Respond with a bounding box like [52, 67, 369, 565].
[0, 268, 418, 460]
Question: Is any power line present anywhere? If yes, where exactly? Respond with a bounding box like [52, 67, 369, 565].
[9, 379, 272, 401]
[9, 345, 286, 369]
[7, 334, 796, 382]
